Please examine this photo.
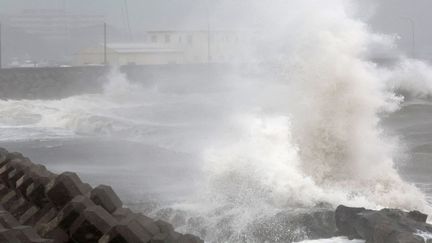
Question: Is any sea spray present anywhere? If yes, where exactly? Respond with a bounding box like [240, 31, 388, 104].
[0, 0, 432, 242]
[167, 0, 431, 241]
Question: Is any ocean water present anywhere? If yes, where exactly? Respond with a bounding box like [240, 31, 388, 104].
[1, 0, 432, 242]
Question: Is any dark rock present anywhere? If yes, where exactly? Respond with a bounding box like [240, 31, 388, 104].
[0, 148, 204, 243]
[9, 197, 32, 218]
[0, 210, 20, 228]
[178, 234, 204, 243]
[112, 208, 134, 221]
[0, 148, 8, 165]
[12, 225, 53, 243]
[28, 165, 56, 186]
[26, 183, 51, 208]
[135, 215, 160, 236]
[0, 191, 19, 210]
[19, 206, 39, 225]
[69, 206, 117, 242]
[45, 172, 91, 208]
[90, 185, 122, 213]
[408, 210, 428, 223]
[335, 205, 432, 243]
[100, 220, 153, 243]
[40, 195, 95, 238]
[155, 220, 182, 242]
[0, 163, 16, 185]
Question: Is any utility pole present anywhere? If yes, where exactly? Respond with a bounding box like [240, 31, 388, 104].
[124, 0, 132, 40]
[0, 23, 2, 69]
[104, 22, 107, 65]
[206, 1, 211, 64]
[399, 17, 416, 58]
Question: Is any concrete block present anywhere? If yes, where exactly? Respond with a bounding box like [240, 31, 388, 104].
[26, 183, 50, 208]
[40, 195, 94, 237]
[100, 220, 152, 243]
[136, 215, 160, 236]
[19, 206, 39, 225]
[0, 210, 20, 228]
[28, 165, 56, 186]
[112, 208, 134, 222]
[0, 148, 8, 165]
[90, 185, 122, 213]
[45, 172, 91, 208]
[177, 234, 204, 243]
[112, 210, 160, 237]
[9, 197, 32, 219]
[12, 225, 53, 243]
[69, 206, 117, 242]
[0, 163, 15, 185]
[154, 220, 181, 242]
[0, 184, 10, 197]
[0, 190, 19, 210]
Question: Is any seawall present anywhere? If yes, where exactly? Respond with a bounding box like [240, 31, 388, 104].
[0, 64, 233, 100]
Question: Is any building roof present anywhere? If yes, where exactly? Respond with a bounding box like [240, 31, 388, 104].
[106, 43, 183, 54]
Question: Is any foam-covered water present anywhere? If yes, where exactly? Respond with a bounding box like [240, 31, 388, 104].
[2, 0, 432, 242]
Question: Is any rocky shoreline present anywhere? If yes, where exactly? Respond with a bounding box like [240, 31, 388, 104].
[335, 205, 432, 243]
[0, 147, 431, 243]
[0, 148, 203, 242]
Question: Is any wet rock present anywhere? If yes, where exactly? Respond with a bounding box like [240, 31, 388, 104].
[0, 148, 8, 165]
[0, 210, 20, 228]
[177, 234, 204, 243]
[135, 214, 160, 236]
[155, 220, 182, 242]
[408, 210, 428, 223]
[0, 148, 204, 243]
[100, 220, 152, 243]
[45, 172, 91, 208]
[69, 206, 117, 242]
[90, 185, 122, 213]
[335, 205, 432, 243]
[112, 208, 134, 221]
[40, 195, 95, 238]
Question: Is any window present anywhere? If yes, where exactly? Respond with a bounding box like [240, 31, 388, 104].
[151, 35, 157, 43]
[178, 36, 182, 43]
[165, 34, 170, 43]
[187, 35, 193, 44]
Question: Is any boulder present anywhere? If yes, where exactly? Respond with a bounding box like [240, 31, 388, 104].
[40, 195, 95, 237]
[100, 220, 153, 243]
[90, 185, 122, 213]
[0, 210, 20, 228]
[0, 148, 8, 165]
[69, 206, 117, 242]
[45, 172, 91, 208]
[335, 205, 432, 243]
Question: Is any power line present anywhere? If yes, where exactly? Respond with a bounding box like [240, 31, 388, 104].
[104, 22, 107, 65]
[123, 0, 133, 40]
[0, 23, 2, 69]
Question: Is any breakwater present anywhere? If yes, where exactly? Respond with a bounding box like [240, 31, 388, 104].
[0, 64, 232, 100]
[0, 148, 203, 242]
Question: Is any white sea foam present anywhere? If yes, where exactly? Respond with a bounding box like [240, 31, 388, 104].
[0, 0, 432, 242]
[296, 237, 365, 243]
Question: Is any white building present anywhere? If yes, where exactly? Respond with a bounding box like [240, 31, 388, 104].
[75, 30, 249, 65]
[76, 43, 183, 66]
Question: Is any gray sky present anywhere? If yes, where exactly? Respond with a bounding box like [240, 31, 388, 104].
[0, 0, 431, 60]
[0, 0, 211, 30]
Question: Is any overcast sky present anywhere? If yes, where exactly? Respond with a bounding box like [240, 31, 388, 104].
[0, 0, 429, 32]
[0, 0, 431, 58]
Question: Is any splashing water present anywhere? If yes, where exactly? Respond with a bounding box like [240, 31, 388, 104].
[1, 0, 432, 242]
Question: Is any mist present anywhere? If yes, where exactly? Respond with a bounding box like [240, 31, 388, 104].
[1, 0, 432, 242]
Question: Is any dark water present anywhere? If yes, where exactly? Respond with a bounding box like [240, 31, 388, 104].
[384, 102, 432, 203]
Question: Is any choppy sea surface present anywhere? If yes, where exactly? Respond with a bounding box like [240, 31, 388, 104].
[0, 69, 430, 243]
